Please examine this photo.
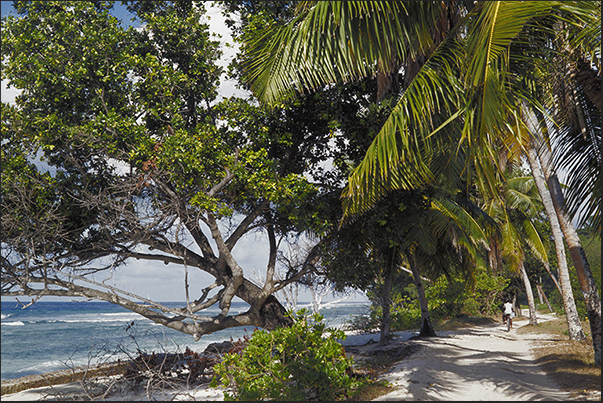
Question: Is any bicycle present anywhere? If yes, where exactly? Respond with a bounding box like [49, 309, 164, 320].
[503, 313, 512, 332]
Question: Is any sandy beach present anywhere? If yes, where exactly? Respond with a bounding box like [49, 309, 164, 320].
[1, 309, 594, 401]
[370, 312, 573, 401]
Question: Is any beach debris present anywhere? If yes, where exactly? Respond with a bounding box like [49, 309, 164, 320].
[123, 335, 250, 388]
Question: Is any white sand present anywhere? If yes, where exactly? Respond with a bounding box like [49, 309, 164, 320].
[0, 378, 226, 401]
[1, 310, 578, 401]
[373, 310, 572, 401]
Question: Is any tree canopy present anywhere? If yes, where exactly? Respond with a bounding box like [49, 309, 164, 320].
[1, 0, 344, 339]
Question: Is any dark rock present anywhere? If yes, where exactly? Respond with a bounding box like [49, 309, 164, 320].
[203, 341, 234, 355]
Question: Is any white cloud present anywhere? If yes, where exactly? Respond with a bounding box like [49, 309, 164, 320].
[204, 2, 250, 100]
[1, 79, 20, 105]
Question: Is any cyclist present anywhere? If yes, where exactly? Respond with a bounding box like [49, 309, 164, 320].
[502, 299, 515, 330]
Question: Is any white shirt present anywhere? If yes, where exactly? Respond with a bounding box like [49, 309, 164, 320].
[503, 302, 514, 315]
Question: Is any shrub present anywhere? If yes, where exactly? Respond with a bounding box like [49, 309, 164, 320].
[211, 309, 364, 401]
[465, 269, 509, 316]
[348, 267, 509, 332]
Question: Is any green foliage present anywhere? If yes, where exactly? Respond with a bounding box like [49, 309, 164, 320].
[351, 267, 509, 332]
[211, 309, 364, 401]
[457, 268, 510, 316]
[580, 229, 601, 295]
[1, 1, 337, 256]
[544, 230, 601, 320]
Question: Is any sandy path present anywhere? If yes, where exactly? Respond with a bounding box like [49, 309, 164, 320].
[372, 311, 571, 401]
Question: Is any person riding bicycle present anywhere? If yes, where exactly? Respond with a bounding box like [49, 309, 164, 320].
[502, 299, 515, 329]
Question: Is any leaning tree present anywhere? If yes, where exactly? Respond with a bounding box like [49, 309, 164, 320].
[1, 1, 342, 340]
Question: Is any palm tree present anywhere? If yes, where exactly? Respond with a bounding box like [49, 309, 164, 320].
[402, 192, 492, 337]
[523, 105, 587, 341]
[542, 2, 601, 232]
[242, 0, 601, 364]
[323, 185, 491, 342]
[485, 167, 584, 332]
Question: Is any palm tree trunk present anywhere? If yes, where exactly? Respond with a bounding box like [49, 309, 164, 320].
[379, 248, 395, 346]
[512, 294, 521, 318]
[519, 262, 538, 326]
[537, 284, 555, 313]
[525, 140, 586, 341]
[536, 279, 544, 305]
[535, 136, 601, 364]
[542, 261, 563, 298]
[408, 251, 436, 337]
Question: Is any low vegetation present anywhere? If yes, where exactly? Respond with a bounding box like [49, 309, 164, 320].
[347, 267, 509, 333]
[212, 309, 372, 401]
[518, 316, 601, 400]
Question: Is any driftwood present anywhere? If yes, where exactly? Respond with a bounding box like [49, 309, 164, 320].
[1, 336, 250, 397]
[0, 362, 128, 396]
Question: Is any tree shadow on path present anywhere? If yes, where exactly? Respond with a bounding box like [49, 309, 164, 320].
[373, 319, 572, 401]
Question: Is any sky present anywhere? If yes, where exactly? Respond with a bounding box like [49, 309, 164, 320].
[0, 1, 368, 305]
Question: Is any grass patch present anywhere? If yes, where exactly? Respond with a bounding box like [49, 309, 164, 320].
[349, 380, 392, 401]
[346, 344, 422, 400]
[517, 317, 601, 400]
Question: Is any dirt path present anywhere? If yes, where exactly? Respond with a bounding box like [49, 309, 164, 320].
[371, 311, 571, 401]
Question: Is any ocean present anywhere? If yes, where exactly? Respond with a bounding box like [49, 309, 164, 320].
[1, 299, 370, 381]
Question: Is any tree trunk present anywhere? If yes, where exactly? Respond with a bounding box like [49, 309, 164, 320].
[408, 251, 436, 337]
[512, 294, 522, 318]
[379, 248, 395, 346]
[519, 262, 538, 326]
[537, 284, 555, 313]
[542, 260, 563, 298]
[536, 278, 544, 305]
[525, 141, 586, 340]
[219, 276, 294, 331]
[534, 134, 601, 365]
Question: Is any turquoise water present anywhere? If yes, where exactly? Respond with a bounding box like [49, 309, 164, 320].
[1, 300, 369, 381]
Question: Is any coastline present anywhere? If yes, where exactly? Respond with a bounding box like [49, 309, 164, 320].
[1, 361, 129, 396]
[3, 312, 599, 401]
[0, 338, 246, 400]
[1, 300, 370, 383]
[0, 329, 403, 401]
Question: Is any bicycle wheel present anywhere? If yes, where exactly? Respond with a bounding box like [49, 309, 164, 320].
[506, 316, 511, 332]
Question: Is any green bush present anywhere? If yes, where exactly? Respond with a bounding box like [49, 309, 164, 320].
[425, 277, 466, 318]
[348, 267, 510, 332]
[211, 309, 364, 401]
[462, 269, 510, 316]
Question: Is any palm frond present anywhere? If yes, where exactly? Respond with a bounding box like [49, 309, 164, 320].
[522, 218, 549, 265]
[341, 36, 466, 220]
[431, 198, 490, 248]
[557, 1, 601, 71]
[245, 1, 441, 105]
[462, 1, 555, 194]
[506, 176, 535, 195]
[500, 218, 523, 273]
[465, 2, 552, 89]
[504, 188, 537, 212]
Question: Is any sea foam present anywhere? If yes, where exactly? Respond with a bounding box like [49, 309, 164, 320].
[1, 321, 25, 326]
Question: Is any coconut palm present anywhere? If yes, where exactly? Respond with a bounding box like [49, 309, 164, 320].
[243, 0, 600, 364]
[484, 167, 585, 334]
[543, 1, 601, 231]
[322, 184, 492, 342]
[402, 190, 492, 337]
[522, 106, 588, 341]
